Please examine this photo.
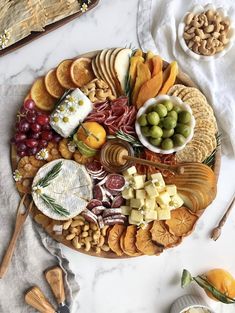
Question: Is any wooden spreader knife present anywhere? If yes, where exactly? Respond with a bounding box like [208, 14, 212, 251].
[45, 266, 70, 313]
[25, 286, 56, 313]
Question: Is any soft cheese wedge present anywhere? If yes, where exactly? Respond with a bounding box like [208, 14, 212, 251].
[32, 159, 92, 220]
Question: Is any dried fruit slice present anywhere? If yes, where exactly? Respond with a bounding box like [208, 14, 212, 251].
[150, 221, 182, 248]
[123, 225, 142, 257]
[70, 58, 95, 87]
[108, 224, 126, 256]
[119, 230, 126, 253]
[56, 59, 77, 89]
[45, 69, 65, 99]
[165, 207, 198, 237]
[30, 78, 56, 111]
[136, 223, 163, 256]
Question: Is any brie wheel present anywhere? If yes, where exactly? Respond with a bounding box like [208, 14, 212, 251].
[32, 159, 92, 220]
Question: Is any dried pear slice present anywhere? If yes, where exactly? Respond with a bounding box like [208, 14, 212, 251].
[108, 224, 126, 256]
[165, 207, 198, 237]
[123, 225, 142, 257]
[136, 223, 163, 256]
[150, 221, 182, 248]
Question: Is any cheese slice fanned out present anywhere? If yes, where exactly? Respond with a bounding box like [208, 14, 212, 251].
[32, 159, 92, 220]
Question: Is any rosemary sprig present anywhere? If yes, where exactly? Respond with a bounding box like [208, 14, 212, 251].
[36, 161, 62, 188]
[203, 133, 221, 167]
[40, 193, 70, 217]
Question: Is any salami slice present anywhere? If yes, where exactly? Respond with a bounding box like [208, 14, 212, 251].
[93, 185, 105, 201]
[86, 160, 103, 173]
[81, 209, 97, 223]
[102, 208, 122, 218]
[111, 195, 124, 208]
[91, 206, 106, 215]
[102, 200, 111, 208]
[103, 216, 125, 226]
[97, 215, 104, 228]
[105, 174, 125, 191]
[87, 199, 102, 210]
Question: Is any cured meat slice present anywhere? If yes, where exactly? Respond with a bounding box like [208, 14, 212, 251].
[105, 174, 125, 191]
[86, 160, 103, 173]
[81, 209, 97, 223]
[102, 208, 122, 218]
[93, 185, 105, 201]
[87, 199, 102, 210]
[91, 206, 106, 215]
[111, 195, 124, 208]
[102, 200, 111, 208]
[97, 215, 104, 228]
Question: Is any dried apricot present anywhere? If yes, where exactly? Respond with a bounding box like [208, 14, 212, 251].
[108, 224, 126, 256]
[136, 223, 163, 256]
[150, 220, 182, 248]
[123, 225, 142, 256]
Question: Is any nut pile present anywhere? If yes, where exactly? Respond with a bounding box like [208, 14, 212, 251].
[62, 215, 110, 253]
[81, 78, 116, 103]
[183, 9, 231, 56]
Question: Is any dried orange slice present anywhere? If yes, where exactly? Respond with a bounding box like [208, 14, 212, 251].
[30, 78, 56, 111]
[70, 57, 95, 87]
[56, 59, 77, 89]
[45, 69, 65, 98]
[136, 223, 163, 256]
[165, 207, 198, 237]
[150, 221, 182, 248]
[123, 225, 142, 257]
[108, 224, 126, 256]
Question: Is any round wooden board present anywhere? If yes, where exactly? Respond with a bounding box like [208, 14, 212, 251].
[10, 49, 221, 259]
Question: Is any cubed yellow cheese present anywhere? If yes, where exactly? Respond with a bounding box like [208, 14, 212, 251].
[151, 173, 165, 186]
[145, 210, 158, 221]
[130, 210, 144, 224]
[132, 175, 146, 189]
[122, 187, 134, 200]
[159, 204, 171, 210]
[145, 181, 159, 197]
[136, 189, 146, 199]
[165, 184, 177, 196]
[156, 191, 171, 206]
[144, 197, 156, 210]
[121, 206, 131, 215]
[157, 209, 171, 220]
[130, 198, 145, 208]
[170, 194, 184, 209]
[123, 166, 137, 176]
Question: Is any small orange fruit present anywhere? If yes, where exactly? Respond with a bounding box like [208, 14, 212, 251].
[76, 122, 106, 149]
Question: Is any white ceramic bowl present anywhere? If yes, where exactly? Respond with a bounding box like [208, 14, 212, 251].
[135, 95, 195, 155]
[170, 294, 216, 313]
[178, 3, 235, 61]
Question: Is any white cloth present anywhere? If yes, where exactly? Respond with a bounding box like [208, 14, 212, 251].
[137, 0, 235, 156]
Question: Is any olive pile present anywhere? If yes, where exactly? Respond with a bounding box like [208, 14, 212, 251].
[138, 100, 192, 150]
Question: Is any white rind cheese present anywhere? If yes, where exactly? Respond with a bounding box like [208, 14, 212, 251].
[32, 159, 92, 220]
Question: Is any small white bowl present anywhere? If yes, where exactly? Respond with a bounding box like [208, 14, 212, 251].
[178, 3, 235, 61]
[170, 294, 216, 313]
[135, 95, 195, 155]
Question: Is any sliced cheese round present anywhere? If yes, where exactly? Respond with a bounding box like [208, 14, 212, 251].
[32, 159, 92, 220]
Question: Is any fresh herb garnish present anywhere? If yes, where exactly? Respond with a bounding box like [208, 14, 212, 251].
[203, 133, 221, 167]
[40, 193, 70, 217]
[36, 161, 62, 188]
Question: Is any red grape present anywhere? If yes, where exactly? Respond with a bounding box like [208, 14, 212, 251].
[29, 131, 41, 139]
[24, 99, 35, 111]
[41, 130, 53, 141]
[38, 139, 48, 148]
[28, 147, 39, 155]
[42, 124, 51, 131]
[15, 133, 27, 142]
[36, 114, 50, 126]
[26, 111, 37, 123]
[17, 142, 27, 151]
[31, 123, 41, 133]
[19, 120, 30, 132]
[52, 134, 62, 143]
[25, 138, 38, 148]
[17, 150, 26, 157]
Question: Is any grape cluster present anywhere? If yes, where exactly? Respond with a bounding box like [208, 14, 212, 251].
[12, 99, 61, 157]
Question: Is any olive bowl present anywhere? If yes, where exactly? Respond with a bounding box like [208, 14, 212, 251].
[135, 95, 195, 155]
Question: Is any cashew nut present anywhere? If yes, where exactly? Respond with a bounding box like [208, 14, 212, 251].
[204, 24, 214, 33]
[97, 235, 105, 247]
[101, 244, 110, 252]
[84, 237, 91, 251]
[183, 32, 195, 40]
[66, 233, 76, 241]
[185, 12, 194, 25]
[63, 219, 72, 230]
[72, 236, 81, 249]
[71, 219, 84, 227]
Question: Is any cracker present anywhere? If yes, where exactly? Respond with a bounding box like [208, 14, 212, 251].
[167, 84, 185, 96]
[176, 146, 203, 163]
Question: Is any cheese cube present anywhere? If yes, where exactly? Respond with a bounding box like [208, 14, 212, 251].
[170, 194, 184, 209]
[122, 187, 134, 200]
[145, 181, 159, 197]
[144, 197, 156, 210]
[123, 166, 137, 176]
[136, 189, 146, 199]
[145, 210, 158, 221]
[157, 209, 171, 220]
[159, 204, 171, 210]
[156, 191, 171, 206]
[151, 173, 165, 186]
[133, 175, 146, 189]
[130, 210, 143, 224]
[165, 185, 177, 196]
[130, 198, 145, 208]
[121, 206, 131, 215]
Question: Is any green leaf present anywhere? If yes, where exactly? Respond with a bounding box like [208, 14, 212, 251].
[40, 193, 70, 217]
[181, 269, 193, 288]
[37, 161, 62, 188]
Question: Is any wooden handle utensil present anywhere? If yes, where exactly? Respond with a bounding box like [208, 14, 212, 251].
[0, 195, 33, 279]
[25, 286, 56, 313]
[45, 267, 65, 305]
[211, 193, 235, 241]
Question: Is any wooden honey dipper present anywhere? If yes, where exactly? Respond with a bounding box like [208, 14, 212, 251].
[106, 143, 184, 175]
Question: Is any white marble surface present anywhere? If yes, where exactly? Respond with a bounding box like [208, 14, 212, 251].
[1, 0, 235, 312]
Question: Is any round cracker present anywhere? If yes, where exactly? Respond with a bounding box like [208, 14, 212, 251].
[187, 140, 209, 162]
[168, 84, 186, 96]
[176, 145, 203, 163]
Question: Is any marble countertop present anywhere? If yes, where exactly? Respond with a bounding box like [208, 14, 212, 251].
[1, 0, 235, 312]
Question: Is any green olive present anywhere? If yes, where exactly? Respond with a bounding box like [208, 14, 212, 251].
[178, 111, 191, 124]
[167, 110, 178, 121]
[149, 125, 163, 138]
[175, 124, 191, 138]
[173, 134, 186, 146]
[161, 138, 174, 150]
[162, 128, 174, 138]
[138, 114, 148, 126]
[141, 126, 151, 137]
[163, 100, 173, 111]
[163, 117, 177, 129]
[149, 137, 162, 147]
[173, 106, 182, 113]
[147, 112, 160, 125]
[153, 103, 168, 118]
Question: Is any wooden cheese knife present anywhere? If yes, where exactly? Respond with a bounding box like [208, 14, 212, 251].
[45, 267, 70, 313]
[25, 286, 56, 313]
